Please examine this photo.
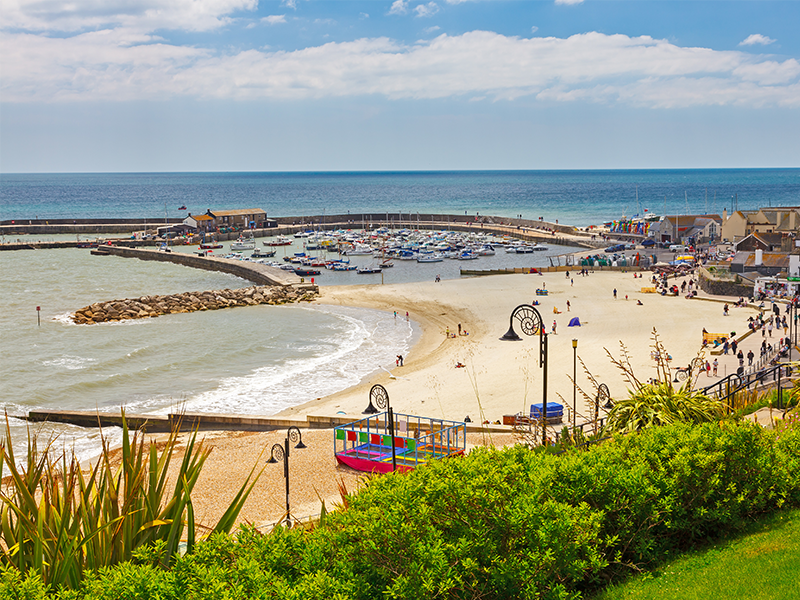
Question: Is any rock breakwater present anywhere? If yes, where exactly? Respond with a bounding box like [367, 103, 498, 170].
[72, 285, 318, 324]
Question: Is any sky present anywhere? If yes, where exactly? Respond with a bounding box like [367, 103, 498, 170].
[1, 0, 799, 173]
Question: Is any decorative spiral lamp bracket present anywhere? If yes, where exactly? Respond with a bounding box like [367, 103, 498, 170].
[501, 304, 545, 365]
[267, 442, 285, 464]
[288, 426, 306, 449]
[364, 384, 389, 414]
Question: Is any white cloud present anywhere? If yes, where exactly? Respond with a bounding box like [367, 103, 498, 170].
[425, 26, 441, 34]
[555, 0, 584, 5]
[739, 34, 776, 47]
[281, 0, 297, 9]
[1, 0, 258, 33]
[262, 15, 287, 25]
[414, 2, 440, 17]
[2, 30, 798, 108]
[531, 26, 538, 34]
[389, 0, 409, 16]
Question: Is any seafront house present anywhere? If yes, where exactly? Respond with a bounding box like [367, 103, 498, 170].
[189, 213, 215, 233]
[721, 207, 800, 243]
[648, 214, 722, 244]
[205, 209, 270, 230]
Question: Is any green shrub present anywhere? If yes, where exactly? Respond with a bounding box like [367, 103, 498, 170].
[6, 421, 800, 599]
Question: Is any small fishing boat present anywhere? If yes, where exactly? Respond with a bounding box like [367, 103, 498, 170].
[250, 248, 276, 258]
[200, 242, 222, 250]
[417, 253, 444, 263]
[230, 236, 256, 251]
[265, 236, 292, 247]
[357, 266, 382, 274]
[379, 259, 394, 268]
[294, 267, 321, 276]
[457, 250, 479, 260]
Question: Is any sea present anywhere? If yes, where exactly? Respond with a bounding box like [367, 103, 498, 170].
[1, 169, 799, 461]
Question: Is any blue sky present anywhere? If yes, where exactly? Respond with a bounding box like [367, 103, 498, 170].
[1, 0, 798, 172]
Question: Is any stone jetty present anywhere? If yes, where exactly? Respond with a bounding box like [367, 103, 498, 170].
[72, 285, 318, 325]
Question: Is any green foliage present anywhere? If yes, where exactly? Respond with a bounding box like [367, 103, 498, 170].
[0, 413, 267, 590]
[603, 381, 725, 434]
[5, 421, 800, 599]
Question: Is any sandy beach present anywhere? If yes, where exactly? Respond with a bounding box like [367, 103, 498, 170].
[282, 268, 752, 423]
[175, 268, 761, 529]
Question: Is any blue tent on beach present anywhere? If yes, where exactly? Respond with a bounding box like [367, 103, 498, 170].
[568, 317, 581, 327]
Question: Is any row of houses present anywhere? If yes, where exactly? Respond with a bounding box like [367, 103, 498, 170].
[158, 209, 276, 236]
[646, 207, 800, 247]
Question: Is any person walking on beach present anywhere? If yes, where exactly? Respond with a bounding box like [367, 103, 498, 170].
[613, 288, 617, 299]
[566, 300, 570, 312]
[712, 358, 718, 376]
[406, 311, 409, 321]
[705, 360, 711, 377]
[723, 304, 729, 316]
[394, 311, 397, 319]
[458, 323, 461, 336]
[747, 349, 754, 366]
[398, 355, 404, 366]
[768, 320, 773, 337]
[731, 339, 738, 355]
[552, 320, 557, 334]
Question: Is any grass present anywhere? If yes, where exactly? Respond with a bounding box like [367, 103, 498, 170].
[592, 508, 800, 600]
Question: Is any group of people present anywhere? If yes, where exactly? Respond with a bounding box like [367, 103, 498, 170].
[445, 323, 468, 338]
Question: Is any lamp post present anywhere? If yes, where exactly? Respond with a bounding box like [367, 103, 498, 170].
[267, 426, 307, 527]
[501, 304, 548, 445]
[572, 339, 578, 429]
[363, 384, 396, 471]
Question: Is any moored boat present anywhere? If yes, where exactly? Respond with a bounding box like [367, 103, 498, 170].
[265, 235, 292, 247]
[251, 249, 276, 258]
[230, 236, 256, 251]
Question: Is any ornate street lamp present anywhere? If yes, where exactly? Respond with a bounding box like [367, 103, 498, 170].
[501, 304, 548, 445]
[572, 339, 578, 429]
[267, 427, 307, 527]
[594, 383, 613, 431]
[364, 384, 397, 472]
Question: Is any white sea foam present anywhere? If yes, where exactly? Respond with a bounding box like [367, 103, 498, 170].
[40, 355, 97, 370]
[157, 305, 415, 416]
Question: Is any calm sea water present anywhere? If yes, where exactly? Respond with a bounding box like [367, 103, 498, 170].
[1, 169, 798, 461]
[2, 169, 799, 225]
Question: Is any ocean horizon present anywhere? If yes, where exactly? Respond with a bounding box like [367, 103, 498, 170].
[2, 168, 798, 226]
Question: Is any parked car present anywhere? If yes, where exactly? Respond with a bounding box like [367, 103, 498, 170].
[605, 244, 626, 253]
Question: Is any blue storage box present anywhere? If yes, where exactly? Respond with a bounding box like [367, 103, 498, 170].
[530, 403, 563, 418]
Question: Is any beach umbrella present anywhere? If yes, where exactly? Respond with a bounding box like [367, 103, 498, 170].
[568, 317, 581, 327]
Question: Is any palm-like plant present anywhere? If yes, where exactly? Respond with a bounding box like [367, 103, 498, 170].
[601, 329, 725, 434]
[0, 411, 267, 589]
